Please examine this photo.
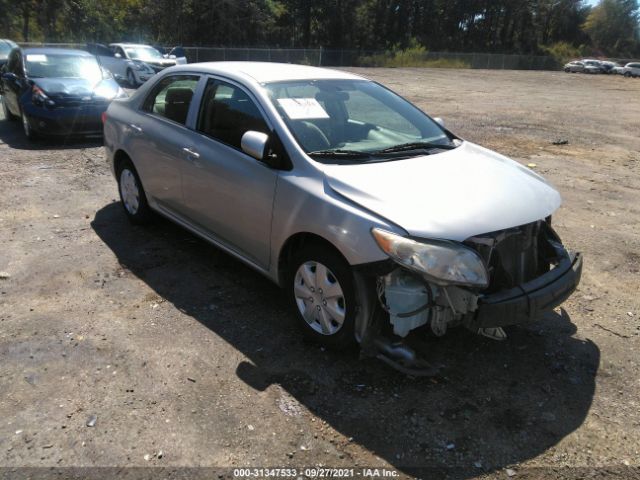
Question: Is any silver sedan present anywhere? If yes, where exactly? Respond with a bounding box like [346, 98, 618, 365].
[103, 62, 582, 373]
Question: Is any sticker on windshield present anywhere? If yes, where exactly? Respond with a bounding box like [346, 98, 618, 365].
[26, 54, 47, 62]
[277, 98, 329, 120]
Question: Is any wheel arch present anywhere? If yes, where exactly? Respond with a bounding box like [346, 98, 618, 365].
[277, 232, 351, 287]
[113, 149, 133, 176]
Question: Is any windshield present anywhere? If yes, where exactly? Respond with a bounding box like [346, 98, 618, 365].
[125, 46, 163, 60]
[264, 79, 453, 162]
[24, 53, 102, 82]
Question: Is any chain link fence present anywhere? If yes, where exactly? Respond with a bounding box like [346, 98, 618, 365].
[19, 43, 560, 70]
[181, 47, 560, 70]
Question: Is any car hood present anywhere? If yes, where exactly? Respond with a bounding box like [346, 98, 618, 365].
[143, 59, 176, 67]
[321, 141, 562, 241]
[34, 78, 119, 99]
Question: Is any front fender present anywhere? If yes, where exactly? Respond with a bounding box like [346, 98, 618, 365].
[269, 172, 403, 284]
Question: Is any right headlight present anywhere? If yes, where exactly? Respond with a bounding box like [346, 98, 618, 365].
[372, 228, 489, 288]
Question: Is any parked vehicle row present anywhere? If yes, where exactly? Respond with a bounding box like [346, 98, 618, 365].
[564, 58, 640, 77]
[0, 40, 193, 139]
[1, 47, 125, 138]
[86, 43, 187, 87]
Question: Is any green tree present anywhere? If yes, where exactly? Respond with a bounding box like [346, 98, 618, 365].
[583, 0, 639, 55]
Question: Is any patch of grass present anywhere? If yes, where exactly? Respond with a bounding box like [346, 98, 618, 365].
[357, 45, 470, 68]
[540, 41, 590, 65]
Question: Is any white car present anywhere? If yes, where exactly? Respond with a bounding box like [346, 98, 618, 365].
[622, 62, 640, 78]
[88, 43, 178, 87]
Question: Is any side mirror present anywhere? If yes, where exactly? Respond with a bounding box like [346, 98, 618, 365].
[114, 53, 122, 59]
[434, 117, 445, 128]
[241, 131, 269, 162]
[169, 55, 177, 59]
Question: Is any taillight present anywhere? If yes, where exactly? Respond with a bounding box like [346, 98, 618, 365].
[101, 112, 108, 124]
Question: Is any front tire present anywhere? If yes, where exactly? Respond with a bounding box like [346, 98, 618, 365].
[287, 245, 357, 350]
[127, 69, 138, 88]
[117, 160, 153, 224]
[21, 110, 37, 140]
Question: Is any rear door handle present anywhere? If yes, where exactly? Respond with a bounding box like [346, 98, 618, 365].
[182, 147, 200, 160]
[129, 123, 143, 133]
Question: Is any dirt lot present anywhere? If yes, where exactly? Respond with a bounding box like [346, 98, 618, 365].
[1, 69, 639, 479]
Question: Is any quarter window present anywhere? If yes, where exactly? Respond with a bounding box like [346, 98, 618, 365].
[142, 75, 199, 126]
[196, 79, 269, 150]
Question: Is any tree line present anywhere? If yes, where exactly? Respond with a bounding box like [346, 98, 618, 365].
[1, 0, 638, 57]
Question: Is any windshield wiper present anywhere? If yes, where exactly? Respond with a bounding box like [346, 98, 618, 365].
[374, 141, 457, 154]
[308, 149, 372, 159]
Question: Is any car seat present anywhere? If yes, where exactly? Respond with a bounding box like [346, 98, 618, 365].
[164, 87, 193, 124]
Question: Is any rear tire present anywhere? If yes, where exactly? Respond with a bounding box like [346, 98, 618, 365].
[116, 159, 153, 224]
[287, 244, 357, 350]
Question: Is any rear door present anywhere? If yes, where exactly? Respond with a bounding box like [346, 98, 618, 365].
[180, 77, 278, 269]
[125, 74, 201, 216]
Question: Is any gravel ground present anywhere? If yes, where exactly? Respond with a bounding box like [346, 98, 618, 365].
[1, 68, 639, 479]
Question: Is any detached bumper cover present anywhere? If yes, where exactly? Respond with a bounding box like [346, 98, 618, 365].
[471, 249, 583, 328]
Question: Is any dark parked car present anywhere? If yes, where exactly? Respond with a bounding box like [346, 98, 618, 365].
[0, 39, 18, 70]
[1, 47, 125, 139]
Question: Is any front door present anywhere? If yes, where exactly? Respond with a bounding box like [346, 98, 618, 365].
[180, 77, 278, 269]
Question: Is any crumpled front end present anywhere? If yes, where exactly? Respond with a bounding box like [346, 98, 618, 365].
[382, 219, 581, 336]
[359, 219, 582, 374]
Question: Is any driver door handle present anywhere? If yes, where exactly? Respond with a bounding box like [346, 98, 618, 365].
[129, 123, 143, 133]
[182, 147, 200, 160]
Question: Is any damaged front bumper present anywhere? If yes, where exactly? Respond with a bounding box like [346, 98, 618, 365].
[471, 248, 582, 329]
[357, 222, 583, 374]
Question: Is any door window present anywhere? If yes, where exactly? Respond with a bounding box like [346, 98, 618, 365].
[142, 75, 199, 125]
[196, 79, 269, 150]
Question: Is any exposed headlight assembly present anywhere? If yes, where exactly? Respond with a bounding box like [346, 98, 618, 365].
[372, 228, 489, 288]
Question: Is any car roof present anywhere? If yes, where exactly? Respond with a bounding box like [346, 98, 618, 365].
[22, 47, 92, 56]
[172, 61, 366, 83]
